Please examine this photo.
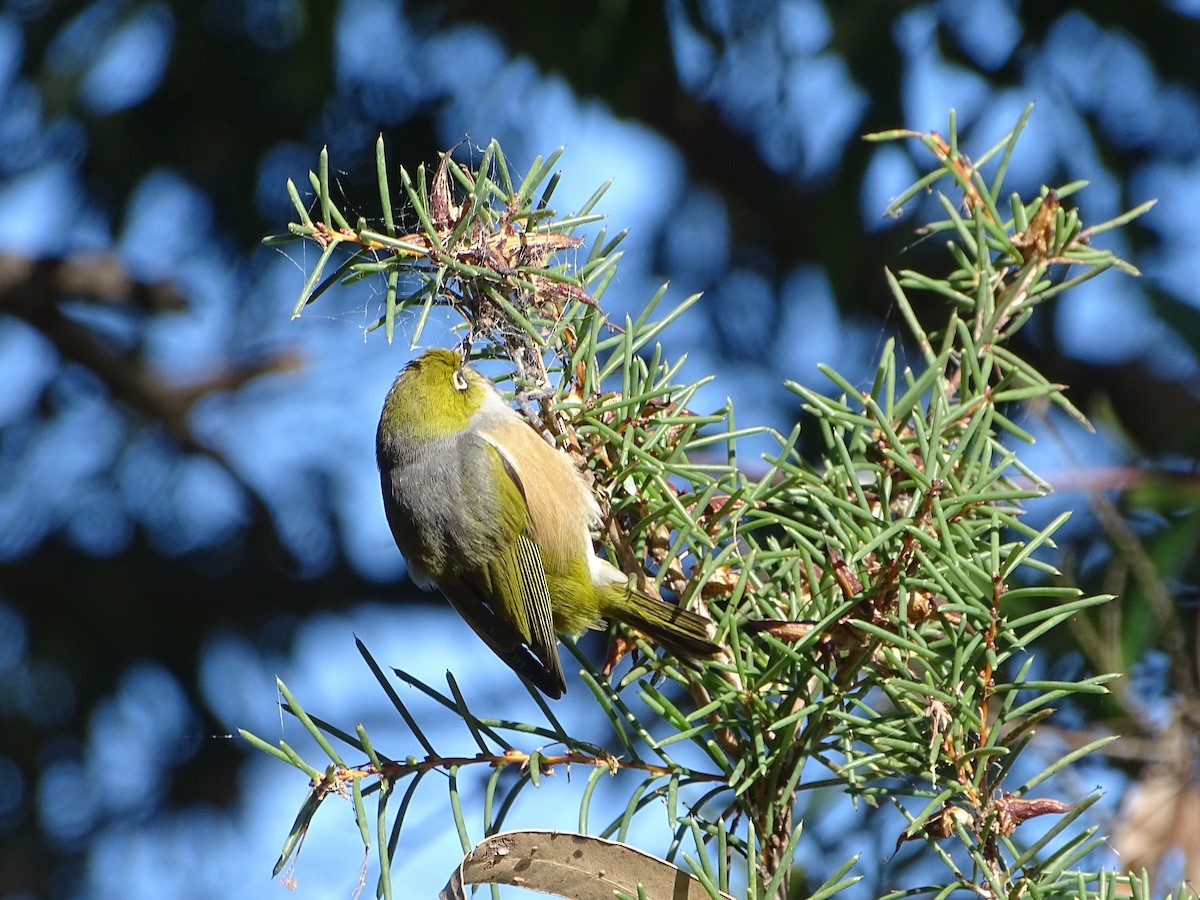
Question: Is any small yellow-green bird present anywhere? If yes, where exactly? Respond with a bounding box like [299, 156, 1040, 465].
[376, 348, 719, 698]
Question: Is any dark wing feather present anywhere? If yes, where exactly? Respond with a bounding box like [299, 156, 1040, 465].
[437, 576, 565, 698]
[452, 436, 565, 697]
[503, 533, 564, 694]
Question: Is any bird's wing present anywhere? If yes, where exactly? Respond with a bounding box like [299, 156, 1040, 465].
[436, 576, 565, 698]
[501, 532, 565, 694]
[475, 434, 566, 696]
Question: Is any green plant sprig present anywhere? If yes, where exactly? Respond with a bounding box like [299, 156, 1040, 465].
[250, 112, 1158, 899]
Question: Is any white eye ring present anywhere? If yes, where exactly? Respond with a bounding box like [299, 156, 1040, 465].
[452, 370, 468, 391]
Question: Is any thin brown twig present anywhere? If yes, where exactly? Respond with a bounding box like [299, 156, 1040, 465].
[317, 748, 727, 790]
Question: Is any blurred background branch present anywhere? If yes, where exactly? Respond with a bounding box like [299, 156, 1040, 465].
[0, 251, 300, 452]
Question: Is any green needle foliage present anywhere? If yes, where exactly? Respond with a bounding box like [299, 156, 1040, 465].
[249, 108, 1171, 898]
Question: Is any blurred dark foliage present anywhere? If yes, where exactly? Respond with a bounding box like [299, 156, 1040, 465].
[3, 0, 1200, 894]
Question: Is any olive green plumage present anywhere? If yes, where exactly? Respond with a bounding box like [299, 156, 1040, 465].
[375, 348, 719, 698]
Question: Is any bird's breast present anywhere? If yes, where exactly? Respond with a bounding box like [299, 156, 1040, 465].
[380, 431, 509, 580]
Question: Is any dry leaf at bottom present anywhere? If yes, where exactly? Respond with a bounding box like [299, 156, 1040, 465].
[440, 829, 734, 900]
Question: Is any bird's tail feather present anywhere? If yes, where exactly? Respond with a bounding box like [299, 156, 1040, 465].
[617, 591, 721, 658]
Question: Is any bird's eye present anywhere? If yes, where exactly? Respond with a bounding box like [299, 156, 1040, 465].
[452, 370, 468, 391]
